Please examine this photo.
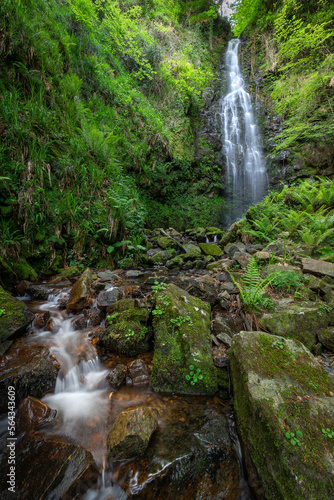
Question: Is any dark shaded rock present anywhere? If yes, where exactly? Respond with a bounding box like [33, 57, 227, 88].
[318, 328, 334, 352]
[107, 364, 126, 389]
[119, 399, 242, 499]
[216, 333, 233, 347]
[220, 282, 235, 292]
[216, 272, 233, 282]
[16, 396, 57, 433]
[67, 268, 93, 311]
[34, 311, 50, 329]
[213, 315, 234, 338]
[88, 307, 104, 327]
[0, 346, 59, 412]
[175, 275, 220, 305]
[25, 285, 51, 300]
[0, 435, 96, 499]
[97, 287, 122, 310]
[165, 255, 183, 269]
[151, 284, 218, 395]
[71, 315, 87, 331]
[126, 359, 150, 386]
[245, 244, 264, 254]
[107, 406, 159, 460]
[230, 331, 334, 500]
[0, 286, 34, 344]
[225, 242, 245, 258]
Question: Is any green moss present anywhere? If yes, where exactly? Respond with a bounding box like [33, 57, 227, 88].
[230, 332, 334, 499]
[198, 243, 223, 257]
[0, 285, 34, 343]
[150, 284, 218, 395]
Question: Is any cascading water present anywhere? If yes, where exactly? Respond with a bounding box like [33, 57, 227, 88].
[221, 39, 268, 228]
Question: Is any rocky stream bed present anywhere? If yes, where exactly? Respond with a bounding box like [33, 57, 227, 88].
[0, 226, 334, 499]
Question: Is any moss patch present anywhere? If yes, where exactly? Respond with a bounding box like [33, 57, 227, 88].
[230, 331, 334, 500]
[151, 283, 218, 395]
[0, 285, 34, 343]
[198, 243, 223, 257]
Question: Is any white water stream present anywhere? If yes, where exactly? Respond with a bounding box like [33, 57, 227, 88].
[221, 39, 268, 227]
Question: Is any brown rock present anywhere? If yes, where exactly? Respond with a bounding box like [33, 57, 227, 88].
[16, 396, 57, 433]
[34, 311, 50, 329]
[302, 258, 334, 278]
[67, 268, 93, 311]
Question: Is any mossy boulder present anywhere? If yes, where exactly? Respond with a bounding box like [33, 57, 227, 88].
[198, 243, 223, 257]
[67, 268, 93, 311]
[156, 236, 178, 250]
[151, 284, 218, 395]
[261, 301, 334, 350]
[107, 406, 159, 460]
[150, 249, 176, 265]
[166, 255, 184, 269]
[95, 299, 151, 356]
[0, 285, 34, 344]
[318, 328, 334, 352]
[181, 243, 202, 258]
[230, 331, 334, 500]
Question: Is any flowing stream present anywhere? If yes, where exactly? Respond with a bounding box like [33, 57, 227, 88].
[221, 39, 268, 227]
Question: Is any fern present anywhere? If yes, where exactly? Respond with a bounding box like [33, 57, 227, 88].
[230, 257, 274, 312]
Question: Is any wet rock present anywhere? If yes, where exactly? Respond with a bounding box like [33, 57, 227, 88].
[185, 227, 207, 242]
[34, 311, 50, 329]
[88, 307, 104, 327]
[225, 242, 246, 258]
[25, 284, 51, 300]
[233, 251, 252, 268]
[107, 406, 159, 460]
[151, 284, 218, 395]
[182, 243, 202, 258]
[220, 221, 241, 246]
[230, 331, 334, 500]
[97, 270, 118, 282]
[107, 364, 126, 388]
[97, 287, 122, 310]
[198, 242, 223, 257]
[0, 346, 59, 412]
[261, 301, 334, 350]
[119, 400, 241, 499]
[16, 396, 57, 433]
[95, 299, 151, 356]
[16, 280, 32, 296]
[302, 258, 334, 278]
[318, 328, 334, 352]
[71, 315, 87, 331]
[67, 268, 93, 311]
[126, 359, 150, 386]
[126, 270, 145, 278]
[216, 332, 233, 347]
[0, 285, 34, 344]
[0, 434, 96, 499]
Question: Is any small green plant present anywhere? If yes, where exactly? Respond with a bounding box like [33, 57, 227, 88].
[318, 304, 332, 314]
[170, 315, 193, 327]
[273, 338, 285, 349]
[271, 270, 305, 293]
[285, 429, 303, 446]
[106, 312, 119, 324]
[230, 257, 274, 312]
[185, 365, 203, 385]
[125, 329, 135, 338]
[152, 304, 164, 316]
[0, 308, 5, 317]
[152, 281, 167, 293]
[321, 428, 334, 438]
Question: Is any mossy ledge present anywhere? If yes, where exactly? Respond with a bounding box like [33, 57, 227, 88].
[230, 331, 334, 500]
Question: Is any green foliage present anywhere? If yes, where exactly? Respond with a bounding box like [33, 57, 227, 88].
[285, 430, 303, 447]
[271, 270, 305, 293]
[0, 309, 5, 317]
[0, 0, 227, 267]
[243, 179, 334, 247]
[322, 428, 334, 438]
[170, 315, 193, 327]
[230, 257, 274, 312]
[185, 365, 203, 385]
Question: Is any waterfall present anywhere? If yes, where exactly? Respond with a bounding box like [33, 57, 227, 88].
[221, 39, 268, 228]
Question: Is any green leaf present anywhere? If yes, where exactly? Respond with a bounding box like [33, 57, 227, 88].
[285, 432, 291, 439]
[107, 245, 114, 254]
[189, 365, 194, 371]
[296, 430, 303, 438]
[290, 439, 296, 446]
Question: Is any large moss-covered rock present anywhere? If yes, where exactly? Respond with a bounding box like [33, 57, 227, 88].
[156, 236, 178, 250]
[230, 331, 334, 500]
[261, 301, 334, 350]
[95, 299, 151, 356]
[67, 268, 93, 311]
[318, 327, 334, 352]
[198, 243, 223, 257]
[181, 243, 202, 258]
[0, 346, 59, 412]
[151, 284, 218, 395]
[107, 406, 158, 460]
[0, 285, 34, 344]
